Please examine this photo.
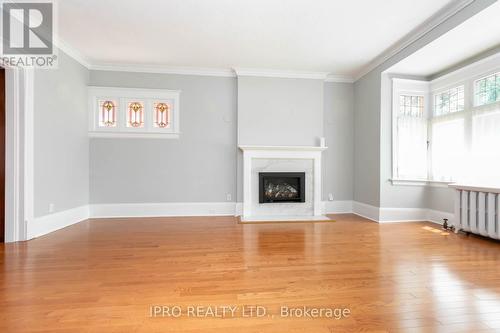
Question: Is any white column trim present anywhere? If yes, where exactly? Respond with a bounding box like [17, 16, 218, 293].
[313, 155, 322, 216]
[24, 69, 35, 240]
[4, 67, 33, 242]
[5, 68, 22, 242]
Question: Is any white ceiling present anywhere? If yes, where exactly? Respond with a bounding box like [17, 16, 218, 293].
[58, 0, 456, 77]
[388, 1, 500, 77]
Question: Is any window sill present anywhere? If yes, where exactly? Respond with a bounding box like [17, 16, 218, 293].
[390, 178, 454, 188]
[89, 132, 180, 139]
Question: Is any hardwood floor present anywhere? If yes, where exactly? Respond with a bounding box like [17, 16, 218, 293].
[1, 214, 500, 332]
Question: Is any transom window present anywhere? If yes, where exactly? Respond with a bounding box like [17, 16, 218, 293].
[400, 95, 424, 116]
[434, 85, 464, 116]
[474, 72, 500, 106]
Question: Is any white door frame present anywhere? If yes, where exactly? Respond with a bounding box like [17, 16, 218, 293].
[5, 67, 34, 242]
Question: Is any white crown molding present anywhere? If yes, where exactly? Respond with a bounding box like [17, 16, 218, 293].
[430, 51, 500, 86]
[91, 64, 354, 82]
[233, 67, 329, 80]
[325, 74, 355, 83]
[89, 63, 237, 78]
[353, 0, 476, 82]
[52, 37, 91, 69]
[51, 36, 354, 82]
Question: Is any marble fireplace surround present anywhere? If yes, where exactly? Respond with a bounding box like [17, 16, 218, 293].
[239, 145, 328, 222]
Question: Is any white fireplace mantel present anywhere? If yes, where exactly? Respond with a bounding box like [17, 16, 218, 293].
[239, 145, 327, 221]
[239, 145, 328, 152]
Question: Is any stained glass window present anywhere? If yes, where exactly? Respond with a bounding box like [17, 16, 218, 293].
[99, 100, 117, 127]
[153, 102, 170, 128]
[127, 101, 144, 128]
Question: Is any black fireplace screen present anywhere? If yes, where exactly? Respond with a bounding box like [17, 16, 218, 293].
[259, 172, 305, 203]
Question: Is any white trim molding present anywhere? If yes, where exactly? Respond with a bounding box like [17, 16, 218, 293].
[89, 63, 236, 78]
[352, 201, 453, 225]
[5, 68, 26, 242]
[28, 205, 90, 240]
[323, 200, 353, 214]
[427, 209, 454, 225]
[352, 201, 380, 222]
[89, 64, 355, 82]
[325, 74, 355, 83]
[91, 202, 237, 218]
[378, 207, 428, 223]
[52, 36, 357, 83]
[390, 178, 454, 188]
[234, 68, 329, 80]
[238, 145, 327, 152]
[354, 0, 478, 81]
[89, 132, 180, 139]
[23, 200, 455, 239]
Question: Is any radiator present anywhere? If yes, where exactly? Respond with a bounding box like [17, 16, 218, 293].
[450, 185, 500, 240]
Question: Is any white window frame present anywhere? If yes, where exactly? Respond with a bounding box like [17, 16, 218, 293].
[88, 86, 181, 138]
[428, 80, 470, 183]
[473, 71, 500, 107]
[391, 78, 433, 185]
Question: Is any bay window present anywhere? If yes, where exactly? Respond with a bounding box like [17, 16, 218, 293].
[392, 68, 500, 186]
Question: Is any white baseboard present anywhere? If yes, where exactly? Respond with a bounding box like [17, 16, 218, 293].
[351, 201, 452, 225]
[378, 207, 428, 223]
[352, 201, 380, 222]
[26, 201, 455, 239]
[90, 202, 237, 218]
[426, 209, 454, 225]
[323, 200, 353, 214]
[28, 205, 89, 239]
[235, 202, 243, 216]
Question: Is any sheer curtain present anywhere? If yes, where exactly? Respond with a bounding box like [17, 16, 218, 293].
[397, 115, 428, 179]
[471, 105, 500, 186]
[431, 116, 465, 181]
[431, 102, 500, 185]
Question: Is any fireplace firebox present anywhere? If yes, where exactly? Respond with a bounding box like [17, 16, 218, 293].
[259, 172, 305, 203]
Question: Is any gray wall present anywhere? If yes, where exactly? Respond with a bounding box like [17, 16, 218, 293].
[353, 0, 495, 210]
[34, 51, 89, 217]
[237, 76, 324, 146]
[379, 73, 428, 209]
[353, 70, 381, 207]
[323, 82, 354, 201]
[89, 71, 237, 204]
[89, 72, 354, 204]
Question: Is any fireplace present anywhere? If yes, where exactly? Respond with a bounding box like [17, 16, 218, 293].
[259, 172, 305, 203]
